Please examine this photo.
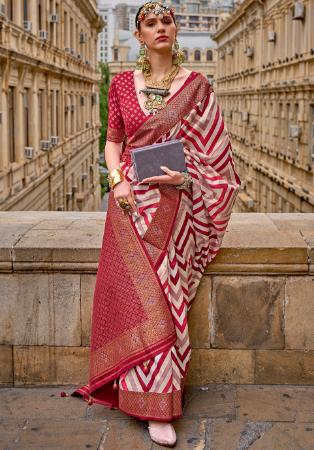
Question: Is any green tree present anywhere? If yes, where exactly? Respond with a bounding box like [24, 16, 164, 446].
[98, 62, 110, 155]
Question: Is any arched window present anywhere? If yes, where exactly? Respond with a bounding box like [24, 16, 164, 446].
[194, 49, 201, 61]
[183, 49, 188, 61]
[113, 48, 119, 61]
[206, 50, 213, 61]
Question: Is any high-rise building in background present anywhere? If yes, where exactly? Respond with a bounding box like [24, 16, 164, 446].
[115, 3, 130, 30]
[98, 2, 116, 63]
[98, 1, 142, 63]
[0, 0, 103, 211]
[165, 0, 234, 33]
[214, 0, 314, 213]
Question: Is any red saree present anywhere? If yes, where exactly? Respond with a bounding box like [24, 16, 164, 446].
[71, 70, 241, 421]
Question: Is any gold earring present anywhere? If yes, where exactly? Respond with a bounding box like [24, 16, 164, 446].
[172, 38, 185, 65]
[136, 42, 151, 73]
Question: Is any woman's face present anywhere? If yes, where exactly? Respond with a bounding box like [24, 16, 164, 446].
[135, 12, 177, 53]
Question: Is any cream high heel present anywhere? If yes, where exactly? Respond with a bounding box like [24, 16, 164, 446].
[147, 420, 177, 447]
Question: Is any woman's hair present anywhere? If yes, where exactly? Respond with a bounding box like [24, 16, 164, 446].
[135, 2, 176, 30]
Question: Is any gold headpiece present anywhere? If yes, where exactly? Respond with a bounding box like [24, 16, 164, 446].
[136, 2, 175, 28]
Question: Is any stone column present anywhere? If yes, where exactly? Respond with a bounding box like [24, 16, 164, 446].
[13, 1, 22, 27]
[28, 0, 38, 35]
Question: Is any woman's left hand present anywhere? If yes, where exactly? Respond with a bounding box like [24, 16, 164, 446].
[139, 166, 184, 186]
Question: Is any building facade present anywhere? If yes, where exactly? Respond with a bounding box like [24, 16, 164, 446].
[0, 0, 103, 211]
[214, 0, 314, 212]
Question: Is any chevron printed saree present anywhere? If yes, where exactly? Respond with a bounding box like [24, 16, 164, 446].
[71, 70, 241, 421]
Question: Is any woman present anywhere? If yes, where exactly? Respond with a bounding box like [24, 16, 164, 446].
[70, 2, 241, 447]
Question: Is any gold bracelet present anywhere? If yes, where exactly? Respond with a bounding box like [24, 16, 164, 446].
[108, 168, 125, 189]
[175, 171, 193, 190]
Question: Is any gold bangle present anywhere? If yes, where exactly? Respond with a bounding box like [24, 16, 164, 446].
[175, 171, 193, 190]
[108, 168, 125, 189]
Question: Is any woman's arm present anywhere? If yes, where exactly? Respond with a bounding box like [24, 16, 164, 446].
[105, 140, 137, 214]
[104, 140, 123, 172]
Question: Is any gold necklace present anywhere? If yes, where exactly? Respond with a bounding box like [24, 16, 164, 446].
[144, 65, 180, 89]
[140, 65, 180, 115]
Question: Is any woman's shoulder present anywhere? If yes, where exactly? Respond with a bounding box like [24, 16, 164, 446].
[191, 70, 209, 83]
[111, 70, 133, 83]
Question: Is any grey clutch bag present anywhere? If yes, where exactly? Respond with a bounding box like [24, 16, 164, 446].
[130, 139, 187, 182]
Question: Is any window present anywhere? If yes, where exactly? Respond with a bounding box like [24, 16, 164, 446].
[38, 0, 42, 30]
[183, 49, 188, 61]
[70, 17, 74, 48]
[56, 2, 60, 47]
[206, 50, 213, 61]
[50, 90, 54, 136]
[49, 0, 54, 44]
[114, 48, 119, 61]
[64, 11, 68, 47]
[8, 87, 16, 163]
[187, 4, 199, 13]
[71, 94, 74, 135]
[7, 0, 14, 21]
[23, 0, 28, 21]
[65, 93, 69, 137]
[38, 89, 44, 140]
[56, 90, 60, 136]
[23, 88, 30, 147]
[194, 49, 201, 61]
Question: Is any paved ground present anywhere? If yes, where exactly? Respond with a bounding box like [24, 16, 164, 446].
[0, 384, 313, 450]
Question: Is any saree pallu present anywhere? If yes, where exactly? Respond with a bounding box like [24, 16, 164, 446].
[71, 73, 241, 421]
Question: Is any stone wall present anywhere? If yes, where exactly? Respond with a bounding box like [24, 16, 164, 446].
[0, 211, 313, 386]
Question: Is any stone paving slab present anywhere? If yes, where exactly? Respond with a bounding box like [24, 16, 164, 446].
[0, 384, 313, 449]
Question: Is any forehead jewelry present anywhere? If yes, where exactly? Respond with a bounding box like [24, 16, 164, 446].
[136, 2, 175, 28]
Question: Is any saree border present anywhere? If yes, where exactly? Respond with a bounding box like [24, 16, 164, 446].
[118, 389, 182, 422]
[89, 191, 178, 392]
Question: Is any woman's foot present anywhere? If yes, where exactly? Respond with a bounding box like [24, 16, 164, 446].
[147, 420, 177, 447]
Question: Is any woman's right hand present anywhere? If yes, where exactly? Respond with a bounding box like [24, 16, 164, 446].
[113, 180, 137, 214]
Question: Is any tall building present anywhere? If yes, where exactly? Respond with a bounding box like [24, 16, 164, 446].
[214, 0, 314, 213]
[115, 3, 130, 30]
[165, 0, 235, 33]
[0, 0, 103, 211]
[97, 1, 141, 62]
[97, 2, 116, 62]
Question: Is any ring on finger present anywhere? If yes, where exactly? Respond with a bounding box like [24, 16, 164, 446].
[118, 198, 131, 210]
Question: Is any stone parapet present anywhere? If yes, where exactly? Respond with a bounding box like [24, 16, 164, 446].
[0, 212, 313, 386]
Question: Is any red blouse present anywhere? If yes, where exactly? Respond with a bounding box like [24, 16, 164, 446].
[106, 70, 196, 143]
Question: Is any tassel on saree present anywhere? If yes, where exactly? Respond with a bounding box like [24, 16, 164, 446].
[143, 361, 149, 374]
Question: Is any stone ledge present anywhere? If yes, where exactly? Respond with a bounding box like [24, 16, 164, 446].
[0, 212, 314, 386]
[0, 212, 313, 274]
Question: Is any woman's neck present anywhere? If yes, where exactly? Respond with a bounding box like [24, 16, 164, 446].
[147, 51, 175, 80]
